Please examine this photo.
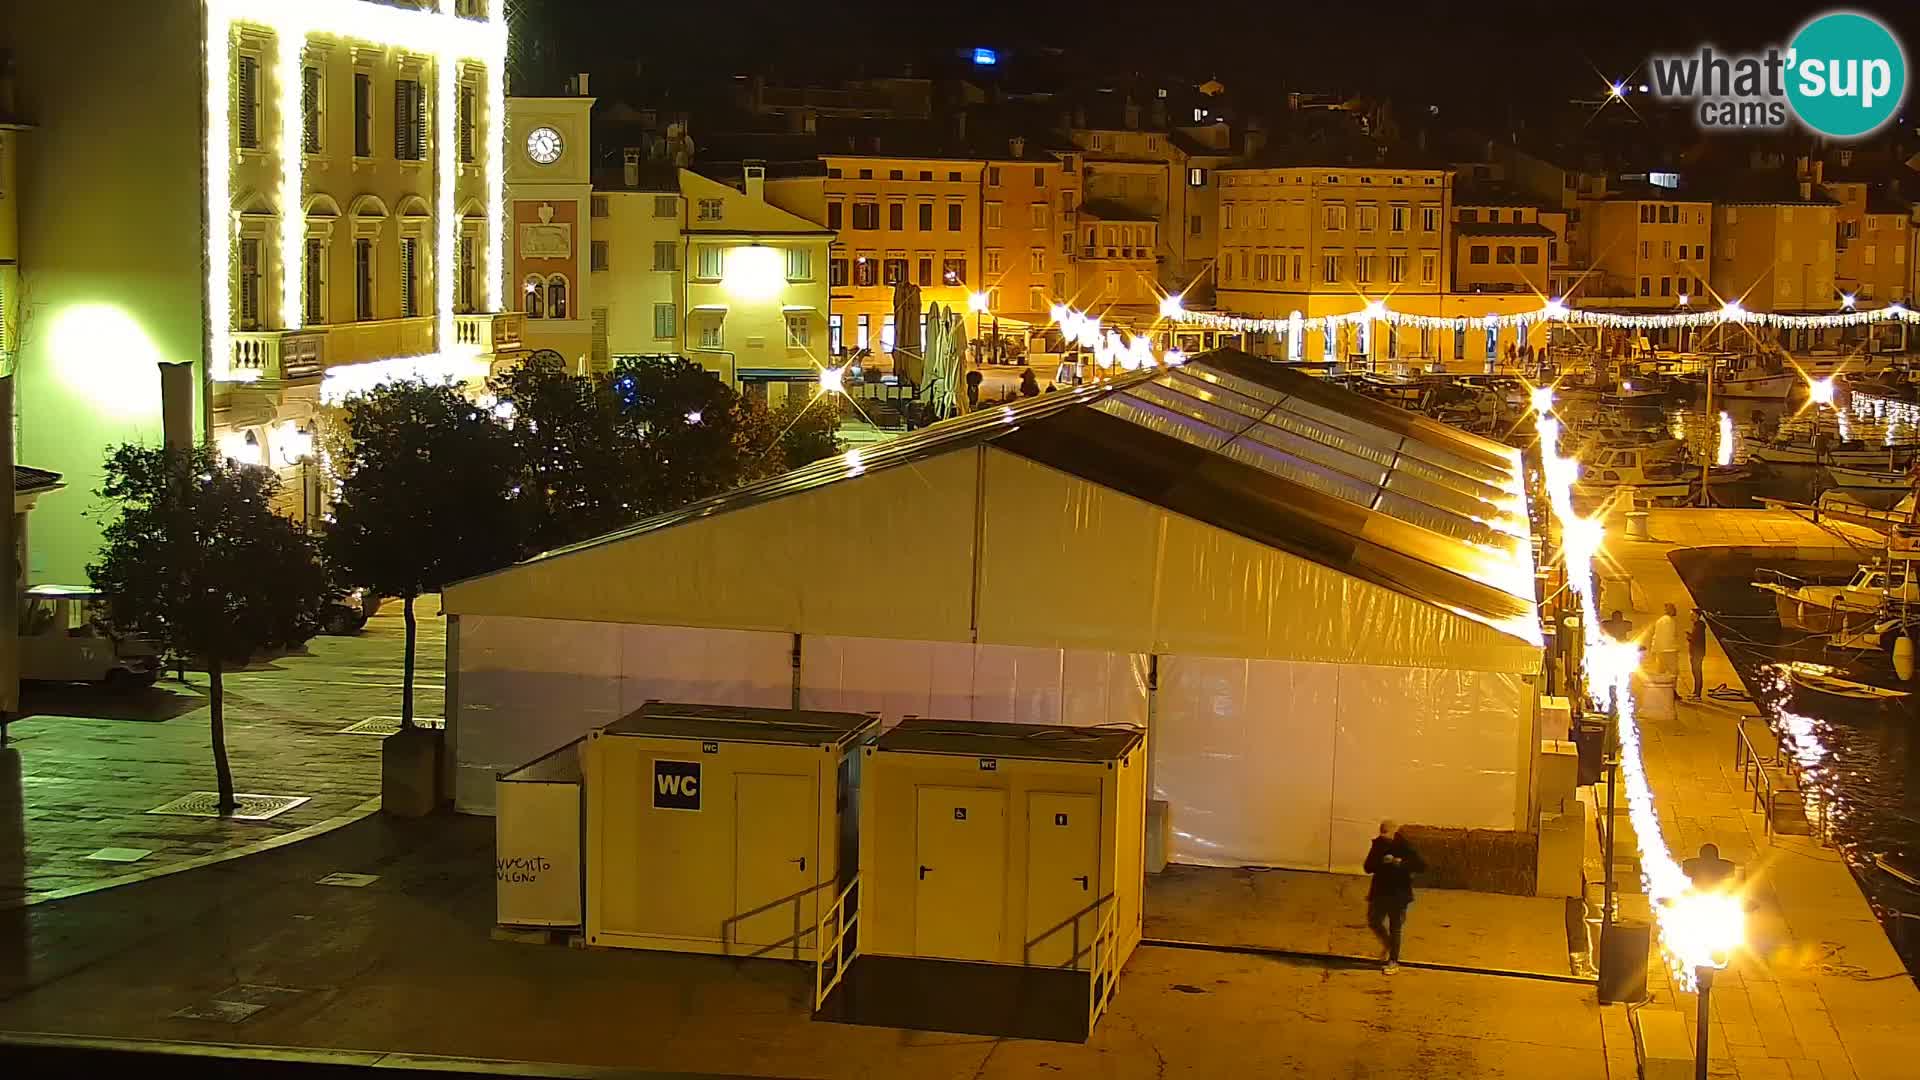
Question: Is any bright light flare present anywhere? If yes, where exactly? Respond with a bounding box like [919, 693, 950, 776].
[1159, 293, 1185, 319]
[967, 291, 991, 313]
[1530, 385, 1556, 416]
[1716, 411, 1734, 466]
[817, 365, 846, 395]
[1662, 889, 1747, 971]
[1808, 377, 1835, 406]
[721, 245, 785, 301]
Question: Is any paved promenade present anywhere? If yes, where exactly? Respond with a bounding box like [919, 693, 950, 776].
[1605, 507, 1919, 1080]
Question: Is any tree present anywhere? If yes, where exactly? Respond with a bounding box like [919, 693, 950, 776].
[738, 391, 845, 482]
[325, 380, 523, 730]
[490, 355, 649, 552]
[611, 356, 754, 512]
[88, 444, 328, 810]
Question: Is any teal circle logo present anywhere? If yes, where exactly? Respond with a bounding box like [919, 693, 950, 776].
[1786, 12, 1907, 138]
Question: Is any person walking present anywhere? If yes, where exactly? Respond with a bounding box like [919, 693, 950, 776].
[1363, 820, 1425, 974]
[1600, 609, 1634, 641]
[1651, 602, 1680, 677]
[1687, 608, 1709, 701]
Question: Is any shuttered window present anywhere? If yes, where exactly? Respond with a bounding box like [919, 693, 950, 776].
[400, 238, 420, 317]
[304, 239, 325, 323]
[301, 66, 322, 154]
[353, 73, 372, 157]
[236, 55, 260, 149]
[355, 239, 374, 320]
[394, 78, 426, 161]
[238, 239, 262, 329]
[458, 82, 476, 163]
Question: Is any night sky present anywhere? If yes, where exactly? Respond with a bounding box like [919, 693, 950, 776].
[519, 0, 1920, 120]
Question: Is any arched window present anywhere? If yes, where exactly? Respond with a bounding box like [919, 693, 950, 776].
[523, 275, 545, 319]
[547, 275, 569, 320]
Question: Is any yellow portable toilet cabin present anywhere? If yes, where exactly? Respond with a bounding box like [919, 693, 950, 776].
[817, 718, 1146, 1042]
[583, 701, 877, 959]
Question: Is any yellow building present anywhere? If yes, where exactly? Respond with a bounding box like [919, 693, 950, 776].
[1710, 189, 1838, 316]
[1824, 176, 1910, 306]
[1573, 192, 1713, 309]
[5, 0, 523, 582]
[1070, 120, 1235, 300]
[1451, 193, 1552, 298]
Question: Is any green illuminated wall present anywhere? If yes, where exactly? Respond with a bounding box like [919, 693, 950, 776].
[5, 1, 207, 584]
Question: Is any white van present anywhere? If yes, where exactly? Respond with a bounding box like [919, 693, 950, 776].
[20, 585, 163, 690]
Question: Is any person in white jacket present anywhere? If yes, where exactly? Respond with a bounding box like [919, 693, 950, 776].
[1650, 602, 1681, 677]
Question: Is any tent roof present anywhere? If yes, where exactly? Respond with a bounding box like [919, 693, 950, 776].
[463, 349, 1539, 648]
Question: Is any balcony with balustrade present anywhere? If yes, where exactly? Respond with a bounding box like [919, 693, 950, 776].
[226, 311, 527, 383]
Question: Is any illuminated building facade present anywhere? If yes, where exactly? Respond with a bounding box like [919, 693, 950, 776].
[4, 0, 519, 583]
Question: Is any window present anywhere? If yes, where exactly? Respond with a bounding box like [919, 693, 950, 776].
[1659, 276, 1672, 296]
[304, 239, 326, 323]
[355, 240, 375, 319]
[827, 168, 842, 179]
[1053, 271, 1066, 295]
[1422, 206, 1439, 232]
[1292, 254, 1302, 281]
[1189, 167, 1207, 187]
[859, 169, 873, 180]
[697, 198, 723, 222]
[696, 244, 723, 279]
[1693, 244, 1705, 260]
[523, 274, 544, 318]
[918, 202, 933, 230]
[883, 256, 907, 285]
[1356, 254, 1374, 282]
[1520, 246, 1540, 264]
[1029, 248, 1046, 273]
[1322, 253, 1341, 282]
[889, 169, 903, 181]
[1190, 215, 1202, 236]
[948, 171, 961, 182]
[855, 256, 876, 287]
[785, 313, 810, 348]
[827, 202, 843, 230]
[948, 203, 962, 231]
[301, 66, 322, 154]
[856, 313, 869, 349]
[985, 202, 1002, 228]
[1388, 254, 1406, 283]
[459, 81, 476, 163]
[987, 166, 1002, 187]
[236, 54, 261, 150]
[1469, 246, 1489, 265]
[1390, 205, 1407, 232]
[1662, 240, 1672, 259]
[851, 202, 878, 230]
[943, 257, 966, 285]
[590, 240, 608, 272]
[1865, 246, 1877, 266]
[920, 170, 933, 181]
[1255, 253, 1269, 282]
[654, 195, 677, 218]
[353, 72, 373, 156]
[917, 256, 933, 286]
[1222, 204, 1234, 230]
[1639, 277, 1651, 296]
[698, 320, 722, 349]
[1639, 240, 1650, 259]
[828, 258, 848, 286]
[787, 248, 813, 281]
[1357, 205, 1378, 231]
[1420, 252, 1437, 283]
[1088, 133, 1103, 150]
[1323, 204, 1346, 231]
[653, 241, 676, 271]
[985, 249, 1003, 274]
[1062, 190, 1077, 212]
[829, 313, 843, 353]
[1496, 246, 1515, 264]
[400, 237, 422, 317]
[1031, 203, 1049, 229]
[1640, 205, 1654, 223]
[1459, 209, 1477, 224]
[888, 202, 904, 230]
[881, 314, 896, 351]
[653, 302, 676, 339]
[1030, 286, 1046, 310]
[457, 234, 476, 313]
[237, 237, 262, 329]
[394, 78, 426, 161]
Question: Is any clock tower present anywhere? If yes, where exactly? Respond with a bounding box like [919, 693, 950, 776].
[506, 92, 595, 368]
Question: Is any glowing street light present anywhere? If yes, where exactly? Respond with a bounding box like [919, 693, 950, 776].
[967, 291, 991, 314]
[1808, 376, 1836, 406]
[1530, 385, 1556, 416]
[1159, 293, 1185, 319]
[818, 365, 846, 395]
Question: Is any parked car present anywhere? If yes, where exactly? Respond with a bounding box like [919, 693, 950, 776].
[20, 585, 163, 690]
[319, 588, 383, 636]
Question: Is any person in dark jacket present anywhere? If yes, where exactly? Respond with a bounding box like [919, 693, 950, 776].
[1018, 367, 1041, 397]
[1363, 820, 1425, 973]
[1687, 608, 1709, 701]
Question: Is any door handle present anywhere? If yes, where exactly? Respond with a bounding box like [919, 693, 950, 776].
[919, 865, 932, 880]
[1074, 874, 1089, 891]
[790, 856, 806, 872]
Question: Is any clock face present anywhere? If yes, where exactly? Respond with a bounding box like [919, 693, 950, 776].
[526, 126, 563, 165]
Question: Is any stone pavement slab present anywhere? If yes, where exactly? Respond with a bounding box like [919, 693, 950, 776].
[1146, 862, 1576, 976]
[0, 812, 1615, 1079]
[1598, 507, 1920, 1080]
[0, 605, 444, 905]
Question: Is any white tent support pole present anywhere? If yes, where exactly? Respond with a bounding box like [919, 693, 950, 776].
[968, 445, 990, 643]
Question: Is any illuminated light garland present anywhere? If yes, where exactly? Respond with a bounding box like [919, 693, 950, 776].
[436, 20, 459, 354]
[1052, 304, 1173, 371]
[318, 351, 492, 406]
[1174, 297, 1916, 336]
[1536, 406, 1736, 990]
[206, 0, 509, 384]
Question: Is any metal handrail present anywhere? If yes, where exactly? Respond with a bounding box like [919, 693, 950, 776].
[1734, 719, 1830, 844]
[1086, 902, 1120, 1034]
[813, 875, 860, 1011]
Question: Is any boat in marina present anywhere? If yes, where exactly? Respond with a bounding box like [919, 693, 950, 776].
[1751, 563, 1920, 632]
[1717, 354, 1799, 399]
[1827, 464, 1914, 492]
[1749, 438, 1916, 469]
[1599, 379, 1672, 409]
[1779, 661, 1910, 706]
[1571, 445, 1748, 504]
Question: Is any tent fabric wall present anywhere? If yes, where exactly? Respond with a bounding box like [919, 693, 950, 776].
[797, 634, 1148, 730]
[977, 451, 1540, 674]
[442, 451, 980, 644]
[1152, 655, 1531, 872]
[453, 615, 791, 812]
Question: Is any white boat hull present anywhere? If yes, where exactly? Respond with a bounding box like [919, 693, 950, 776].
[1718, 373, 1797, 398]
[1828, 465, 1912, 491]
[1751, 444, 1911, 468]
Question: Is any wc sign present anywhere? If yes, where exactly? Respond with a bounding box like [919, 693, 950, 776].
[652, 759, 702, 811]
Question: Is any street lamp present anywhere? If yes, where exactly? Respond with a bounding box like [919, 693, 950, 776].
[968, 291, 996, 366]
[1664, 883, 1746, 1080]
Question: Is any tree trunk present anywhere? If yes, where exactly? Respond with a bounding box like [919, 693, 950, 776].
[400, 594, 416, 731]
[210, 658, 237, 811]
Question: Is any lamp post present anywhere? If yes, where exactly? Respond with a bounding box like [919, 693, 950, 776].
[968, 290, 992, 366]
